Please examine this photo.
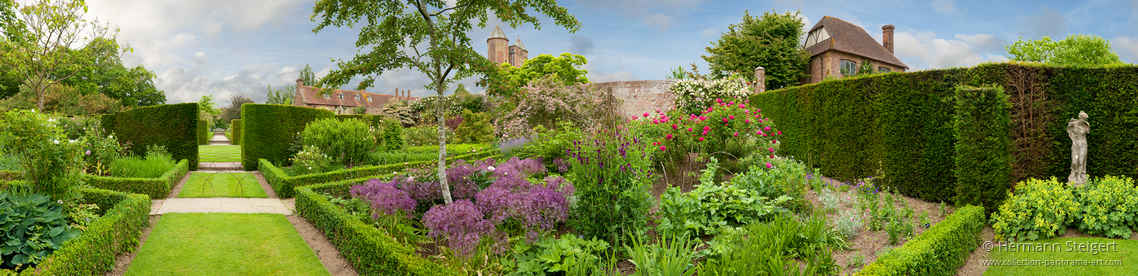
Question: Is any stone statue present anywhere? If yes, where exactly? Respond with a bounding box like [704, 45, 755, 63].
[1067, 111, 1090, 186]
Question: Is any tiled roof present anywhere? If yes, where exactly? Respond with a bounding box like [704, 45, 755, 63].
[805, 16, 908, 69]
[297, 86, 417, 107]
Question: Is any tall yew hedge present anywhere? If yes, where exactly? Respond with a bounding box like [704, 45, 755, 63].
[101, 103, 200, 170]
[953, 86, 1013, 213]
[241, 104, 335, 170]
[750, 63, 1138, 204]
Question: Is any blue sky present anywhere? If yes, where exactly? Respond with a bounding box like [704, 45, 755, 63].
[72, 0, 1138, 104]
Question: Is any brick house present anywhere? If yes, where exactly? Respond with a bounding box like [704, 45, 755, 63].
[487, 25, 528, 67]
[292, 78, 417, 114]
[803, 16, 908, 84]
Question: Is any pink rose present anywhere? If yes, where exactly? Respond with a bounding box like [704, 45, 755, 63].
[701, 130, 708, 135]
[765, 163, 772, 169]
[733, 132, 738, 136]
[643, 112, 650, 117]
[660, 146, 666, 151]
[666, 134, 673, 139]
[728, 115, 735, 120]
[698, 137, 705, 141]
[764, 126, 771, 131]
[777, 131, 782, 135]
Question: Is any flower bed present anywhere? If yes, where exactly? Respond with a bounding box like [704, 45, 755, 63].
[79, 159, 189, 199]
[2, 188, 150, 275]
[260, 150, 501, 198]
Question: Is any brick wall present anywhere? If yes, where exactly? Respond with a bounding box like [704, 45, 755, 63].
[807, 51, 905, 84]
[594, 79, 679, 118]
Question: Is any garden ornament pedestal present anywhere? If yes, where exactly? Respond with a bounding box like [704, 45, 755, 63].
[1067, 111, 1089, 187]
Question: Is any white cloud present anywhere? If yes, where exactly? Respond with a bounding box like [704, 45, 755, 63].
[589, 70, 636, 83]
[1112, 36, 1138, 63]
[953, 34, 1007, 52]
[894, 30, 1008, 69]
[642, 13, 673, 30]
[700, 27, 719, 40]
[932, 0, 957, 14]
[572, 0, 706, 30]
[1021, 6, 1067, 38]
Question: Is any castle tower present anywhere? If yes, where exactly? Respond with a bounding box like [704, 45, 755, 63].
[487, 25, 509, 65]
[508, 38, 528, 67]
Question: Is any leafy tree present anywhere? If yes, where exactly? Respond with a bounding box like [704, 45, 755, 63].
[702, 10, 809, 90]
[480, 52, 588, 97]
[311, 0, 580, 204]
[56, 37, 165, 107]
[0, 0, 20, 97]
[299, 64, 317, 86]
[266, 84, 295, 105]
[0, 0, 114, 111]
[198, 95, 220, 129]
[220, 94, 253, 123]
[453, 83, 469, 96]
[1005, 34, 1123, 66]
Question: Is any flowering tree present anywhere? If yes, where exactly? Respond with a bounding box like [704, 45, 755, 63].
[311, 0, 581, 205]
[495, 74, 612, 139]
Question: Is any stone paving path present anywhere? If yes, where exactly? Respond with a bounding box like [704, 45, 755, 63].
[151, 198, 291, 214]
[208, 133, 229, 145]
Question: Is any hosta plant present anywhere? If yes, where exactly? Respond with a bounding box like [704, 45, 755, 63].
[991, 177, 1079, 241]
[1074, 175, 1138, 238]
[0, 192, 81, 270]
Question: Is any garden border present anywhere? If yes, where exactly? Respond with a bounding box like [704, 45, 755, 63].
[260, 150, 500, 198]
[80, 159, 189, 199]
[855, 205, 986, 275]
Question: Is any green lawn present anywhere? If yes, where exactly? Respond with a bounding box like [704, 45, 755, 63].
[177, 172, 267, 198]
[199, 145, 242, 162]
[984, 237, 1138, 276]
[125, 213, 329, 276]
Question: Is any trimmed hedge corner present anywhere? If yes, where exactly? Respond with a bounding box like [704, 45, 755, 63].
[295, 181, 458, 276]
[102, 103, 200, 170]
[260, 150, 499, 198]
[81, 159, 189, 199]
[197, 120, 209, 145]
[241, 104, 335, 170]
[11, 188, 150, 275]
[855, 205, 986, 276]
[230, 119, 242, 145]
[953, 86, 1014, 213]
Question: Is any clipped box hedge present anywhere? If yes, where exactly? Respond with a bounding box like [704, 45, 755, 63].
[230, 119, 242, 145]
[102, 103, 200, 170]
[197, 120, 208, 145]
[80, 159, 189, 199]
[241, 104, 335, 170]
[260, 150, 500, 198]
[855, 205, 986, 276]
[5, 188, 150, 275]
[751, 63, 1138, 203]
[295, 180, 458, 276]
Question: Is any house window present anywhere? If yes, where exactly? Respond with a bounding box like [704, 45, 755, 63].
[804, 27, 830, 48]
[355, 95, 360, 101]
[367, 96, 372, 102]
[324, 94, 329, 99]
[840, 60, 858, 76]
[878, 67, 891, 73]
[338, 94, 344, 99]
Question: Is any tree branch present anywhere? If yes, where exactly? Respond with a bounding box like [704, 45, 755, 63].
[429, 3, 468, 17]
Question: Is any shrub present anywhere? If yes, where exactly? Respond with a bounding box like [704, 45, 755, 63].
[1074, 175, 1138, 238]
[301, 118, 375, 167]
[452, 110, 494, 144]
[668, 78, 750, 116]
[78, 126, 125, 176]
[241, 104, 335, 170]
[422, 200, 496, 257]
[567, 129, 655, 247]
[656, 158, 791, 237]
[404, 125, 452, 147]
[636, 98, 781, 170]
[0, 192, 81, 270]
[856, 205, 985, 276]
[730, 160, 811, 212]
[0, 109, 84, 199]
[379, 119, 404, 151]
[953, 85, 1013, 213]
[495, 75, 613, 139]
[230, 119, 242, 145]
[101, 103, 199, 170]
[516, 121, 583, 171]
[990, 177, 1079, 241]
[289, 145, 333, 176]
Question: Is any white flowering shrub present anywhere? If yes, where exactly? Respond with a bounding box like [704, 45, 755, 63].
[494, 75, 614, 140]
[668, 78, 750, 115]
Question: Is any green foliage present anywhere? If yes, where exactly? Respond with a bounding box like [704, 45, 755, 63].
[379, 119, 404, 151]
[509, 234, 610, 276]
[54, 37, 165, 107]
[0, 109, 83, 199]
[855, 205, 984, 276]
[219, 94, 253, 124]
[266, 84, 295, 105]
[625, 232, 699, 276]
[372, 144, 493, 166]
[991, 177, 1079, 242]
[81, 159, 188, 199]
[567, 130, 653, 248]
[1074, 175, 1138, 238]
[730, 160, 810, 212]
[299, 64, 318, 86]
[240, 103, 335, 170]
[403, 125, 452, 147]
[452, 110, 494, 144]
[496, 75, 611, 139]
[657, 158, 792, 237]
[517, 121, 583, 171]
[260, 152, 499, 198]
[229, 119, 242, 145]
[0, 82, 124, 116]
[294, 181, 460, 276]
[300, 118, 375, 167]
[702, 10, 809, 90]
[481, 53, 590, 98]
[699, 214, 843, 276]
[290, 145, 333, 175]
[1005, 34, 1123, 66]
[101, 103, 200, 170]
[197, 120, 208, 145]
[109, 145, 176, 178]
[953, 86, 1013, 213]
[0, 192, 79, 270]
[750, 63, 1138, 204]
[12, 188, 149, 275]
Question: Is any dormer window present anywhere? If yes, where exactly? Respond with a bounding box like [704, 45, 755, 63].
[804, 27, 830, 48]
[324, 94, 329, 99]
[338, 94, 344, 99]
[367, 96, 372, 102]
[355, 95, 360, 101]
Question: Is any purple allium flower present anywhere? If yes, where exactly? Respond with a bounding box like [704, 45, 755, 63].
[422, 200, 495, 256]
[351, 179, 417, 219]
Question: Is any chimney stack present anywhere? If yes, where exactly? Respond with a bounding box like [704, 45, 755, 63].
[754, 67, 766, 93]
[882, 25, 895, 54]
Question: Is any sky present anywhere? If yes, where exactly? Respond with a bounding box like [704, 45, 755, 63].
[59, 0, 1138, 104]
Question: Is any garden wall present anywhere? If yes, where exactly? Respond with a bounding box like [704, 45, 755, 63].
[595, 80, 678, 118]
[750, 63, 1138, 203]
[101, 103, 200, 170]
[241, 104, 335, 170]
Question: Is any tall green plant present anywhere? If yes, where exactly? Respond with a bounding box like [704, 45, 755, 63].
[953, 86, 1013, 213]
[300, 118, 375, 168]
[567, 129, 653, 247]
[0, 109, 82, 199]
